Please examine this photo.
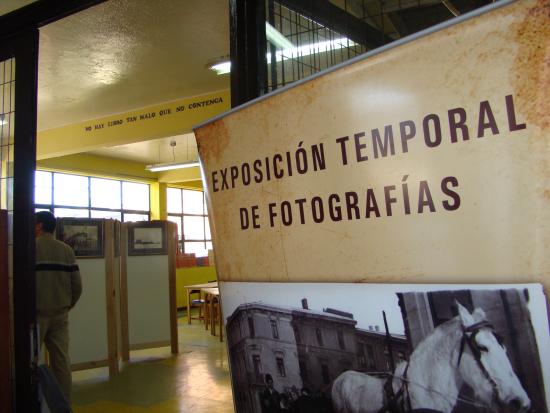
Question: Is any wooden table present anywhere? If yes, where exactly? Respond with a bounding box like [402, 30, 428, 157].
[202, 287, 223, 342]
[183, 282, 218, 324]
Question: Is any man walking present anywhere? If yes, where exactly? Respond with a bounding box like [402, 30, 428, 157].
[35, 211, 82, 404]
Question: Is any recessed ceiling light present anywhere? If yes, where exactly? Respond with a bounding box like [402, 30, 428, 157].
[211, 61, 231, 75]
[265, 22, 294, 50]
[145, 160, 200, 172]
[207, 55, 231, 75]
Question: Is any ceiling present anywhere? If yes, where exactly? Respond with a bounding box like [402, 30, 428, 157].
[9, 0, 490, 166]
[91, 132, 199, 164]
[35, 0, 230, 164]
[0, 0, 36, 16]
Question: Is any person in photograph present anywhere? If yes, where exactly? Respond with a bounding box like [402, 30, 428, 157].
[279, 392, 293, 412]
[261, 373, 281, 413]
[35, 211, 82, 404]
[295, 387, 316, 413]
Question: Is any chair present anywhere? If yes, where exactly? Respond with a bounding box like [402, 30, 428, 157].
[202, 280, 217, 330]
[188, 289, 205, 323]
[210, 295, 223, 341]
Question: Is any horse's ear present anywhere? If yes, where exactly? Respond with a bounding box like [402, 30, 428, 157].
[455, 300, 475, 327]
[472, 307, 487, 322]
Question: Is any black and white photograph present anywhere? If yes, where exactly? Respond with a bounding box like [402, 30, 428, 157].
[221, 283, 549, 413]
[56, 218, 104, 258]
[127, 221, 167, 255]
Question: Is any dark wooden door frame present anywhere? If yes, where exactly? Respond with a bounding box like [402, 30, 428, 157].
[0, 211, 11, 413]
[0, 1, 107, 412]
[0, 28, 40, 413]
[229, 0, 268, 107]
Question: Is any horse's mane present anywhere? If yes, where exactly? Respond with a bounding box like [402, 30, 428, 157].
[413, 306, 489, 358]
[410, 316, 464, 366]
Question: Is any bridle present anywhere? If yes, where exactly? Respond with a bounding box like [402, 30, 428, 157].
[390, 320, 502, 413]
[457, 320, 502, 409]
[379, 320, 504, 413]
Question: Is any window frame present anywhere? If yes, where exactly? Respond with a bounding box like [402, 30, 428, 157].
[270, 319, 279, 339]
[316, 327, 324, 347]
[167, 187, 211, 256]
[34, 170, 150, 221]
[276, 356, 286, 377]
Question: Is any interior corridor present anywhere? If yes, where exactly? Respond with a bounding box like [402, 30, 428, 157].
[72, 313, 234, 413]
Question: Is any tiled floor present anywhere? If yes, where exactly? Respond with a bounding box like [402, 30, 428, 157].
[72, 314, 234, 413]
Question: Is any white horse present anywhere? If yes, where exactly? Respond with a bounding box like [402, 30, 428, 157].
[332, 302, 531, 413]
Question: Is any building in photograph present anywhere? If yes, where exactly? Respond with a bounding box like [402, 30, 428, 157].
[226, 299, 409, 413]
[355, 328, 408, 373]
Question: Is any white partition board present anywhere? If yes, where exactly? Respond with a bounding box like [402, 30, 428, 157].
[69, 259, 108, 365]
[126, 255, 170, 347]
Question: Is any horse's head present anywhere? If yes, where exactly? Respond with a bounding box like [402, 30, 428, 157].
[456, 302, 531, 413]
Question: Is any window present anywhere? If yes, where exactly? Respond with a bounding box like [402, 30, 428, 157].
[367, 344, 375, 369]
[293, 326, 301, 344]
[337, 330, 346, 350]
[248, 316, 255, 338]
[384, 346, 391, 370]
[35, 171, 150, 221]
[167, 187, 211, 257]
[270, 319, 279, 339]
[252, 355, 262, 381]
[316, 328, 324, 346]
[358, 343, 367, 367]
[276, 357, 286, 377]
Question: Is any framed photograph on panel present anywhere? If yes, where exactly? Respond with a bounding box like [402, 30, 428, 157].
[127, 221, 167, 255]
[57, 218, 104, 258]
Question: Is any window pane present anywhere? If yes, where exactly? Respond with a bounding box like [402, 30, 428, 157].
[167, 215, 182, 240]
[182, 189, 203, 214]
[35, 171, 52, 205]
[184, 241, 208, 257]
[91, 209, 121, 220]
[54, 173, 88, 207]
[206, 241, 213, 252]
[123, 213, 148, 222]
[54, 208, 89, 218]
[91, 178, 121, 209]
[122, 182, 149, 211]
[183, 215, 204, 240]
[167, 188, 182, 213]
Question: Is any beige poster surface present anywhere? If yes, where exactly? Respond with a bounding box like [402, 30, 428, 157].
[194, 0, 550, 292]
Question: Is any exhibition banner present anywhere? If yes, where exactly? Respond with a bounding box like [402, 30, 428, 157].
[194, 0, 550, 292]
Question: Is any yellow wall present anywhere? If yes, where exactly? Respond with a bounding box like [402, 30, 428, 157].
[176, 266, 218, 308]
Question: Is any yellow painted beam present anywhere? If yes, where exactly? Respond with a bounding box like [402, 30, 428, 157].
[37, 89, 230, 160]
[36, 153, 157, 182]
